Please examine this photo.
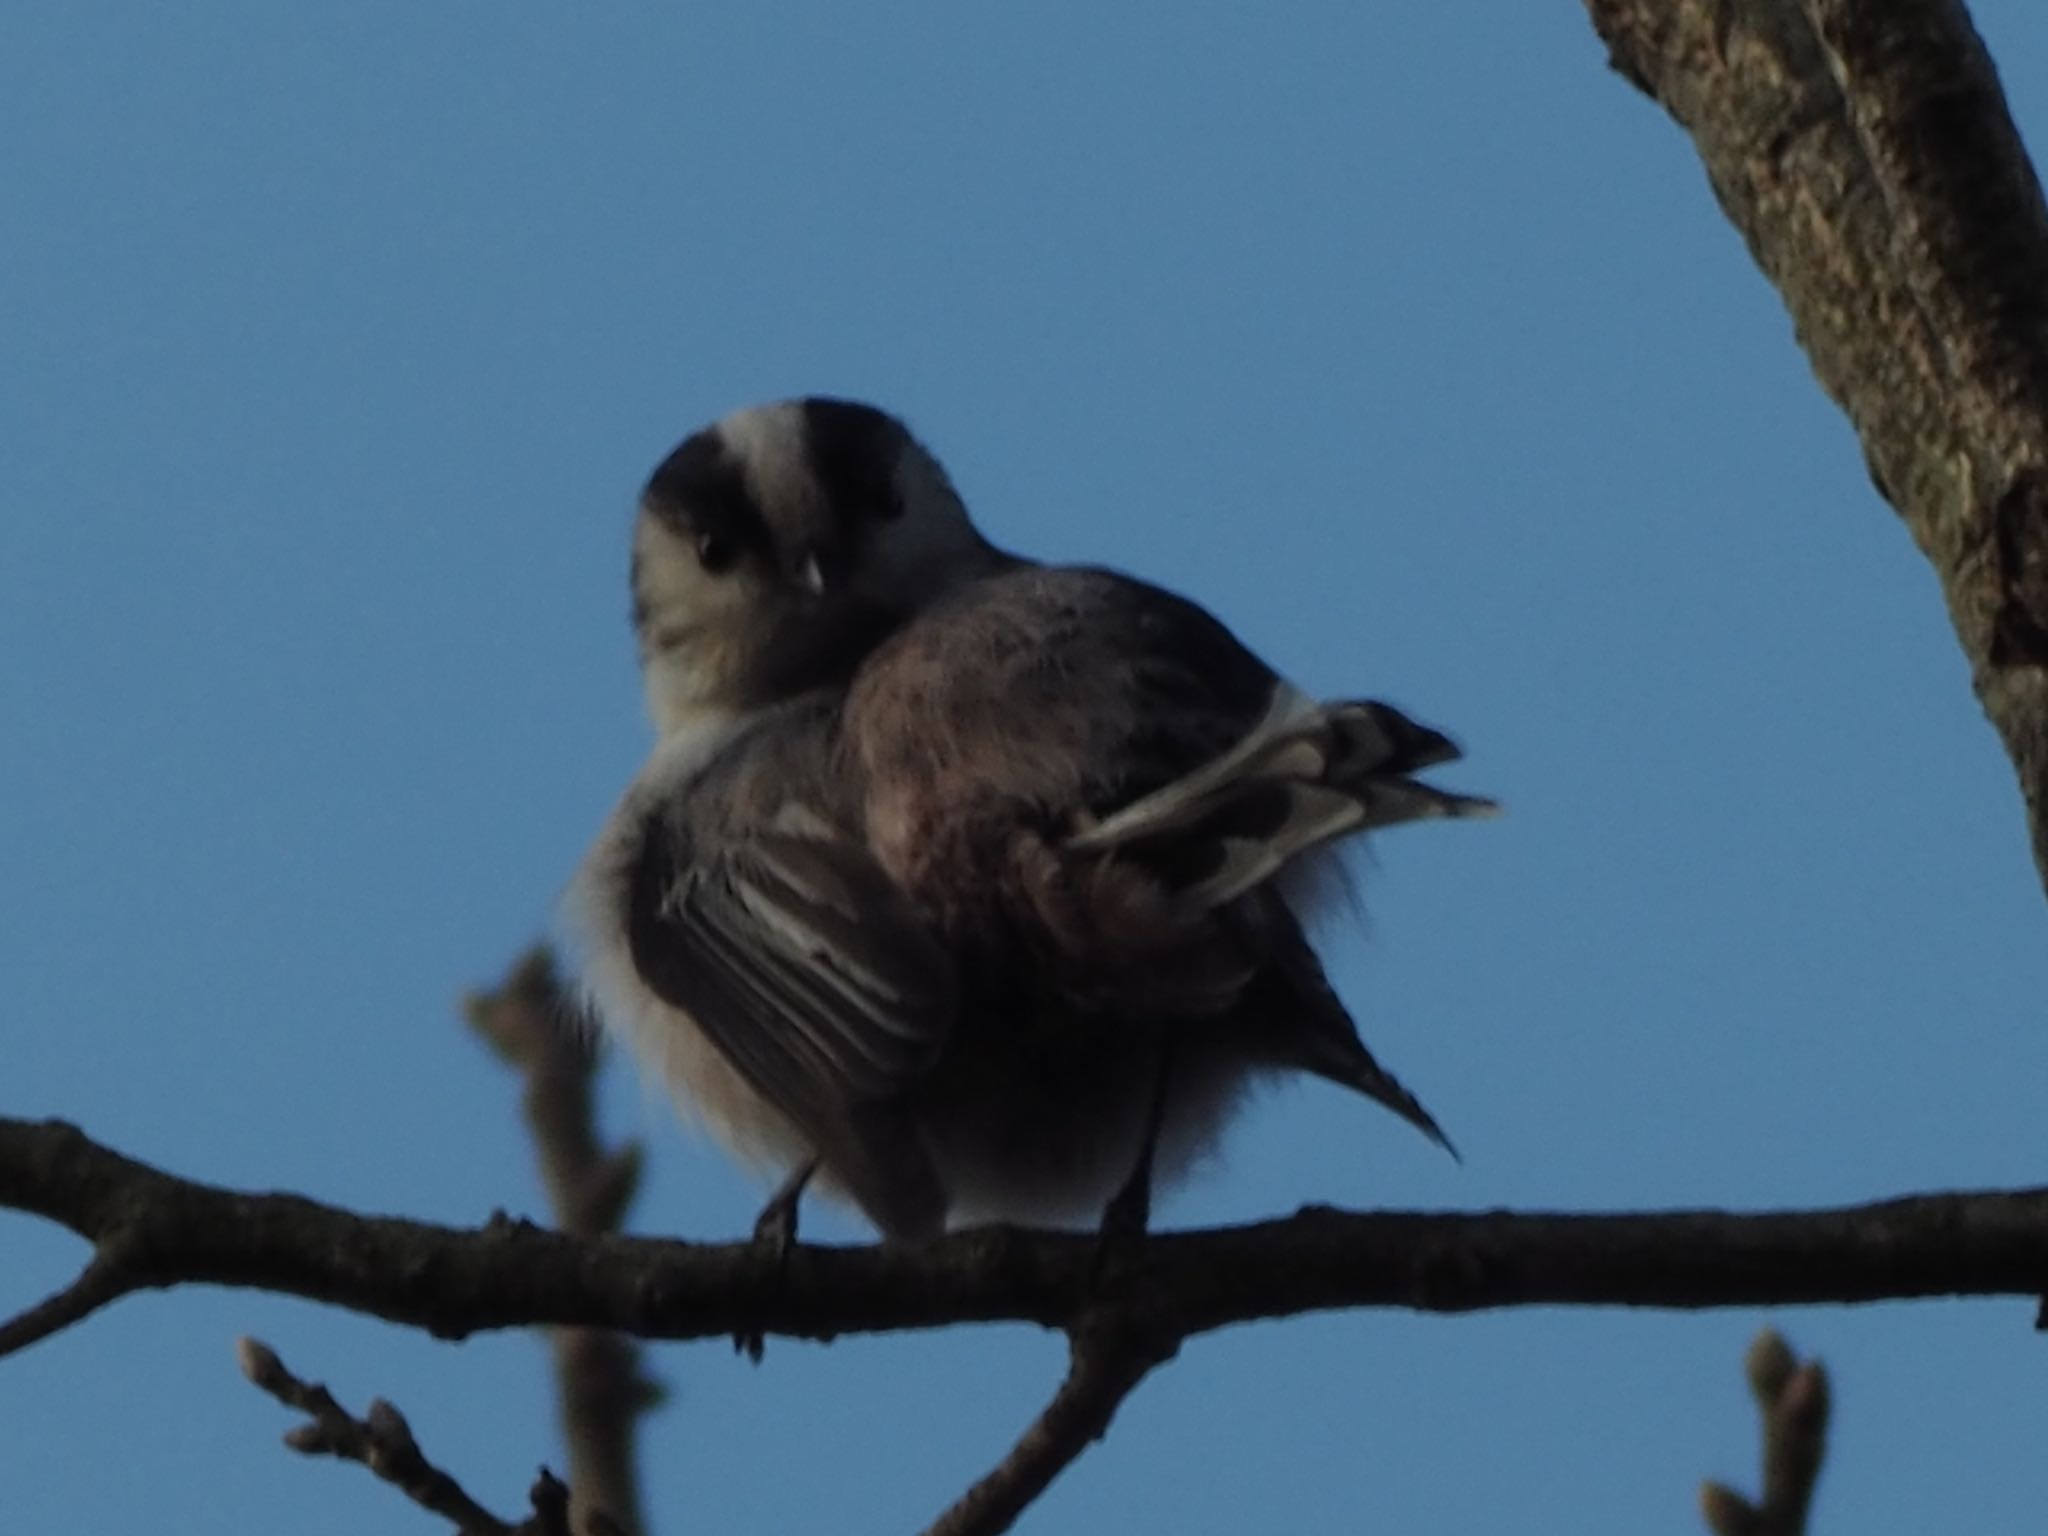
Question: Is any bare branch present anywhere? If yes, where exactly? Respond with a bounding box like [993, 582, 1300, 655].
[921, 1315, 1175, 1536]
[0, 1250, 137, 1358]
[237, 1335, 527, 1536]
[466, 949, 645, 1235]
[1700, 1329, 1832, 1536]
[1580, 0, 2048, 892]
[4, 1117, 2048, 1357]
[468, 948, 657, 1536]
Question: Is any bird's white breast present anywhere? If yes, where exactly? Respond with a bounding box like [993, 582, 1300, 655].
[560, 714, 814, 1174]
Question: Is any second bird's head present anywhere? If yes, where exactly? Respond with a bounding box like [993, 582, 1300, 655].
[631, 397, 1006, 735]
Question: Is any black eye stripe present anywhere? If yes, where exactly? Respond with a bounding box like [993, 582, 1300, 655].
[802, 397, 909, 529]
[642, 428, 774, 565]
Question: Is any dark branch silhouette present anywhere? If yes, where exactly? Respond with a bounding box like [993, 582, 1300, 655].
[5, 1114, 2048, 1359]
[919, 1317, 1175, 1536]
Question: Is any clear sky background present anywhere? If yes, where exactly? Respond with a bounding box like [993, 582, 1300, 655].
[6, 5, 2046, 1532]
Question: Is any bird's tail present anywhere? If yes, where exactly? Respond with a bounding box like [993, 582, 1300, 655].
[1067, 687, 1496, 913]
[1226, 896, 1460, 1158]
[1300, 1029, 1458, 1158]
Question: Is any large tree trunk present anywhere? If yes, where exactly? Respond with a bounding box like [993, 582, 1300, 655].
[1584, 0, 2048, 894]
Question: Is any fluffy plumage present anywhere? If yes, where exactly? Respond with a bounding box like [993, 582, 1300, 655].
[569, 525, 1492, 1238]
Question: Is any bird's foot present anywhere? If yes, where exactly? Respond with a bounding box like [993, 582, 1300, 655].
[1089, 1166, 1154, 1293]
[734, 1160, 816, 1362]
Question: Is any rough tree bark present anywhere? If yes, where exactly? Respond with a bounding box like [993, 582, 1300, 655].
[1584, 0, 2048, 891]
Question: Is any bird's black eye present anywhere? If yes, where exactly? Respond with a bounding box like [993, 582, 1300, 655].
[873, 491, 907, 523]
[696, 531, 737, 574]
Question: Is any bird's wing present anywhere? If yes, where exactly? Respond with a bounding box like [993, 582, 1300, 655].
[626, 821, 957, 1130]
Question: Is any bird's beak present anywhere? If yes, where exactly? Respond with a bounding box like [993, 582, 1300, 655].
[795, 552, 826, 596]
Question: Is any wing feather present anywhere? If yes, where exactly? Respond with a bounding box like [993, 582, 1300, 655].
[627, 822, 956, 1126]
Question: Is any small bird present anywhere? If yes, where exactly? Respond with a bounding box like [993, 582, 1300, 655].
[568, 399, 1492, 1243]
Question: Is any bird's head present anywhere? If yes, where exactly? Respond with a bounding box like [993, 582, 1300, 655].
[631, 397, 1007, 736]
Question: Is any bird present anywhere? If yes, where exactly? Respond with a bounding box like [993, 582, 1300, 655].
[566, 398, 1493, 1244]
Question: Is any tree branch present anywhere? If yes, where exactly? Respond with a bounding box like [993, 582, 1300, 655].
[468, 948, 658, 1536]
[0, 1248, 138, 1358]
[237, 1335, 556, 1536]
[920, 1315, 1175, 1536]
[4, 1116, 2047, 1358]
[1580, 0, 2048, 893]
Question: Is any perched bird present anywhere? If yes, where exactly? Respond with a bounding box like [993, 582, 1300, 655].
[568, 399, 1492, 1243]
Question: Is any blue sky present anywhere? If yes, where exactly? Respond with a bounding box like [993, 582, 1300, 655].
[5, 5, 2046, 1531]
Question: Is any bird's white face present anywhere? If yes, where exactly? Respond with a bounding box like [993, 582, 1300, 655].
[631, 397, 1007, 738]
[631, 509, 789, 738]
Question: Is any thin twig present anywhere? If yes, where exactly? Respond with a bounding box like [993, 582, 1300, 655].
[236, 1335, 528, 1536]
[922, 1315, 1176, 1536]
[1699, 1329, 1832, 1536]
[468, 947, 657, 1536]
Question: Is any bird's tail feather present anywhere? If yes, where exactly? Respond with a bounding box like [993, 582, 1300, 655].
[1068, 689, 1495, 912]
[1297, 1031, 1459, 1160]
[1234, 905, 1461, 1159]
